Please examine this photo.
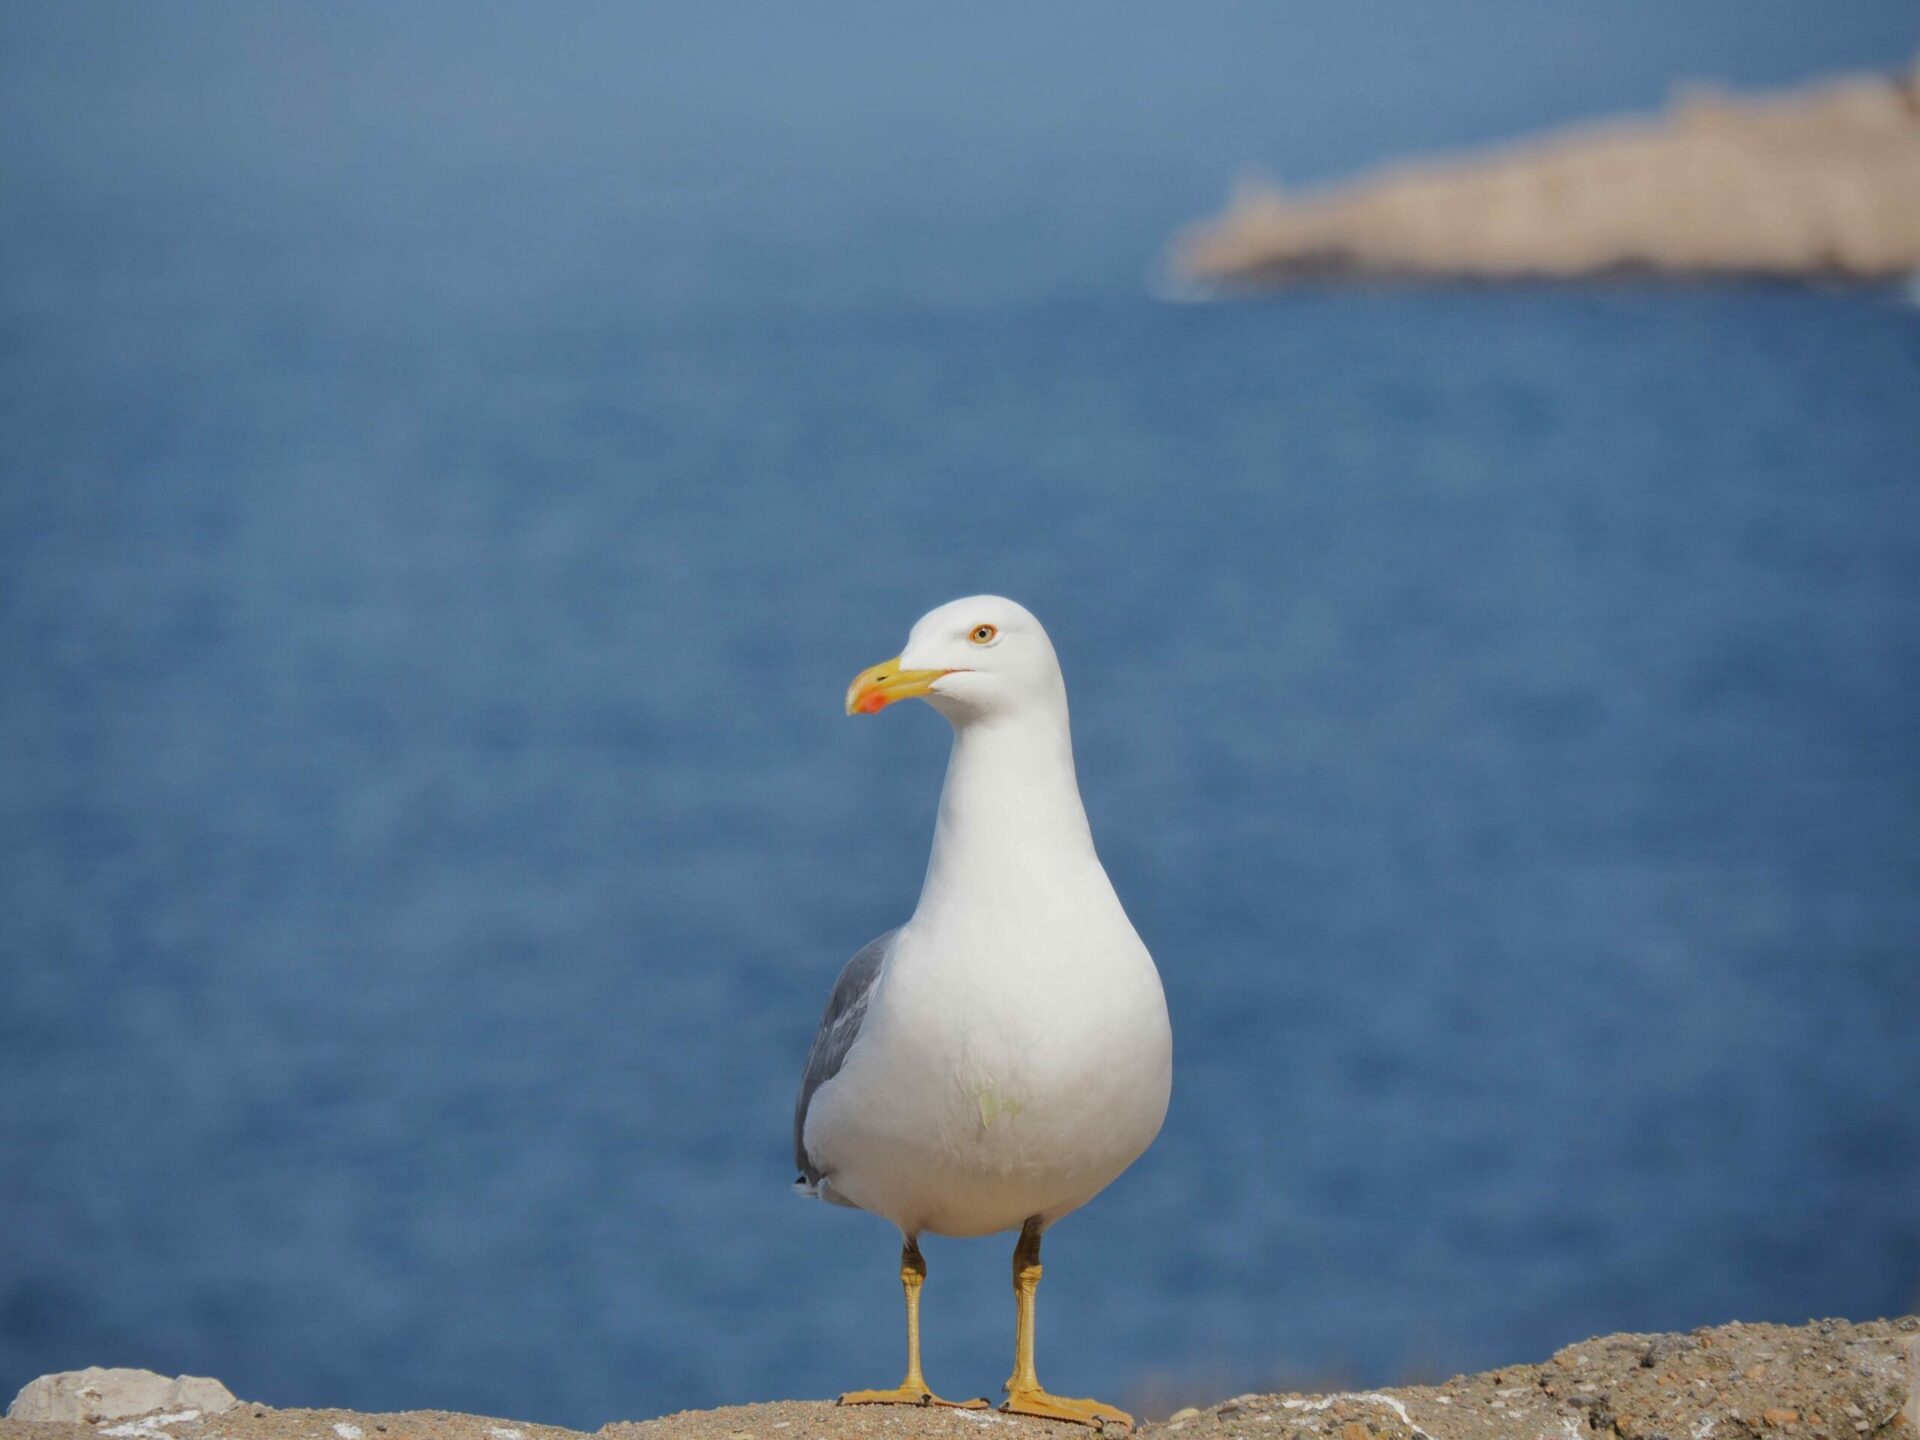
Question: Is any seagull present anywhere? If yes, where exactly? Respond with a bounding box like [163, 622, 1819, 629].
[793, 596, 1173, 1431]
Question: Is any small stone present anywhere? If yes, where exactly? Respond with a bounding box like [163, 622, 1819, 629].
[1171, 1408, 1201, 1424]
[1762, 1411, 1800, 1427]
[1340, 1423, 1369, 1440]
[1746, 1366, 1767, 1380]
[1217, 1401, 1243, 1416]
[1643, 1338, 1701, 1369]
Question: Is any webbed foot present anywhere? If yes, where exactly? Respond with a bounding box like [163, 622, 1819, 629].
[1001, 1385, 1133, 1431]
[840, 1385, 990, 1410]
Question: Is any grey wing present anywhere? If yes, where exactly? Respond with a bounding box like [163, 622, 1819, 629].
[793, 928, 895, 1187]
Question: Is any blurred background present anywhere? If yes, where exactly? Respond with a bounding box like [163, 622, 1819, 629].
[3, 1, 1918, 1429]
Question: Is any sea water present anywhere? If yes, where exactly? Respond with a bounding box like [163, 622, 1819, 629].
[3, 6, 1917, 1427]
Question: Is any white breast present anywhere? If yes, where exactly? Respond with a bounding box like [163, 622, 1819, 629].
[804, 867, 1172, 1237]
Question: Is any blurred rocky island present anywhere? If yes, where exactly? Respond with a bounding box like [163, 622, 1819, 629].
[1174, 60, 1920, 286]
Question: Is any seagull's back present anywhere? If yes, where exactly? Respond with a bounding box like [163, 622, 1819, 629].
[793, 928, 892, 1200]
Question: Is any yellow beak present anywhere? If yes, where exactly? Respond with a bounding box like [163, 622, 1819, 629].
[846, 656, 952, 716]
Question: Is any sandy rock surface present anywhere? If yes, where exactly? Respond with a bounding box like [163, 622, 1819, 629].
[2, 1317, 1912, 1440]
[1174, 62, 1920, 284]
[607, 1400, 1058, 1440]
[0, 1409, 589, 1440]
[1147, 1319, 1915, 1440]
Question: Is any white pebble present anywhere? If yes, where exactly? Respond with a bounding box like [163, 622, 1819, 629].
[102, 1416, 203, 1440]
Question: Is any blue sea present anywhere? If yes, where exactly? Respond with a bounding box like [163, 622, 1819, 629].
[3, 4, 1918, 1430]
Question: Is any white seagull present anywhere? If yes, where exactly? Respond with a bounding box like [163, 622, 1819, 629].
[793, 596, 1173, 1430]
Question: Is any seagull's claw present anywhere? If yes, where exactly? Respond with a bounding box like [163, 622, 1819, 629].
[1001, 1386, 1134, 1431]
[840, 1386, 991, 1410]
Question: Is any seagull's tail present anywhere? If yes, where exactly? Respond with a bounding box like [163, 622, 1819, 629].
[791, 1174, 823, 1200]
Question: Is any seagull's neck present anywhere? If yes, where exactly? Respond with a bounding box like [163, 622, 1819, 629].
[913, 707, 1099, 923]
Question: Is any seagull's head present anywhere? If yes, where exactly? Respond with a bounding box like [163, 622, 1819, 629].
[845, 595, 1066, 725]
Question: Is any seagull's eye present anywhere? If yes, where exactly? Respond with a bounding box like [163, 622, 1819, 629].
[969, 624, 997, 645]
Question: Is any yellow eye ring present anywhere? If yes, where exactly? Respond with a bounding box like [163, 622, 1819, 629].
[969, 624, 997, 645]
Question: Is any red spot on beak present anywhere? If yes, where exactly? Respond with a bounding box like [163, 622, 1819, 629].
[858, 691, 890, 714]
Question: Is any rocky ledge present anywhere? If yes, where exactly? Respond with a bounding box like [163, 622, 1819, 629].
[1173, 63, 1920, 285]
[6, 1316, 1916, 1440]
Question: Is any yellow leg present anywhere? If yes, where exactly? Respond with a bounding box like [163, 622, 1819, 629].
[1000, 1218, 1134, 1431]
[840, 1238, 989, 1410]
